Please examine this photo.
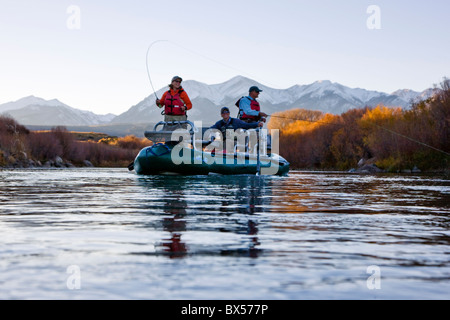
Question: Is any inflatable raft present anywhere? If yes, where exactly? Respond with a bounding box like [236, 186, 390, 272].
[130, 121, 290, 176]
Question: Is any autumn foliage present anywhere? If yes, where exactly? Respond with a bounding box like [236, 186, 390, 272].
[269, 79, 450, 171]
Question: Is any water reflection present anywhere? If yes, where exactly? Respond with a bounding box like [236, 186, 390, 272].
[136, 175, 272, 258]
[1, 169, 449, 299]
[161, 191, 188, 259]
[268, 172, 450, 216]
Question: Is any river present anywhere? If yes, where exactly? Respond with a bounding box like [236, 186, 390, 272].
[0, 168, 449, 299]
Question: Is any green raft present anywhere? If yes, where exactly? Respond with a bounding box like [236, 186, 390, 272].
[130, 121, 290, 176]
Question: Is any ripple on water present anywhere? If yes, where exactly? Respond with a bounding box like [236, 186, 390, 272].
[0, 169, 449, 299]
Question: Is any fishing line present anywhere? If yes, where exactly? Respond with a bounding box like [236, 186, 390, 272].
[166, 41, 280, 87]
[373, 124, 450, 157]
[145, 39, 281, 91]
[267, 114, 450, 157]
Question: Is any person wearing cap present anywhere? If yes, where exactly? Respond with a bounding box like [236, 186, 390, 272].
[211, 107, 263, 131]
[209, 107, 263, 152]
[156, 76, 193, 123]
[237, 86, 268, 123]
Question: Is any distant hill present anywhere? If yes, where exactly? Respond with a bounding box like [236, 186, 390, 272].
[0, 96, 115, 126]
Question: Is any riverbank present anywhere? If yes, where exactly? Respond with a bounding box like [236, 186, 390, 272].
[0, 118, 150, 169]
[0, 154, 95, 169]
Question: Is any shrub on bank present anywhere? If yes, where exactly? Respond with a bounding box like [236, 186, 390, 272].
[0, 115, 30, 166]
[116, 135, 150, 150]
[0, 117, 148, 168]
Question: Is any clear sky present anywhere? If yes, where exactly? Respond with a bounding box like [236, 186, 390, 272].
[0, 0, 449, 115]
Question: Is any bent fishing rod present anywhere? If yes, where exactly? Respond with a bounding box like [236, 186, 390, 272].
[146, 40, 168, 100]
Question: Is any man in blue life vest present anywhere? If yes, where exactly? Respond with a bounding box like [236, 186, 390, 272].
[237, 86, 268, 123]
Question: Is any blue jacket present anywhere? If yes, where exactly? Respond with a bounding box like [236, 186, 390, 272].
[239, 96, 260, 117]
[210, 117, 259, 131]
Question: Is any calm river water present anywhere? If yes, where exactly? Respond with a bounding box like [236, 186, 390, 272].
[0, 168, 449, 299]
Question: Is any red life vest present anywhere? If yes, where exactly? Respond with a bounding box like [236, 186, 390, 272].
[164, 89, 186, 116]
[238, 97, 261, 121]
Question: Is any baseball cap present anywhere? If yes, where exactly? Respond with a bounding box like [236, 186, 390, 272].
[221, 107, 230, 114]
[249, 86, 263, 93]
[171, 76, 183, 82]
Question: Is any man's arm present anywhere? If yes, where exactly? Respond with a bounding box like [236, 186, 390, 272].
[233, 118, 261, 130]
[209, 120, 222, 130]
[180, 91, 193, 110]
[156, 92, 167, 108]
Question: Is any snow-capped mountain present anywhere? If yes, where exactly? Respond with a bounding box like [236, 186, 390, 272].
[392, 88, 438, 103]
[112, 76, 433, 125]
[0, 96, 116, 126]
[2, 77, 434, 127]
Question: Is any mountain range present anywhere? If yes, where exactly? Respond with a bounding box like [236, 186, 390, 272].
[0, 96, 115, 126]
[0, 76, 434, 128]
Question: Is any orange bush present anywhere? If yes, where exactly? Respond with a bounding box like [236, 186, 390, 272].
[273, 79, 449, 171]
[268, 109, 324, 133]
[116, 135, 151, 150]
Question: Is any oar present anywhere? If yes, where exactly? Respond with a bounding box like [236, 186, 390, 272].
[256, 128, 261, 176]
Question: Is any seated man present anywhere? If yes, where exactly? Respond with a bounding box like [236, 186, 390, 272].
[208, 107, 263, 153]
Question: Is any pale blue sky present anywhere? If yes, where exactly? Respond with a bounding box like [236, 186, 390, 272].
[0, 0, 449, 114]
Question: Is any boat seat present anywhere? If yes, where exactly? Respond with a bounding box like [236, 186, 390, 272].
[145, 120, 197, 143]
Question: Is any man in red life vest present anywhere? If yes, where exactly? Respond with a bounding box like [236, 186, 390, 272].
[156, 76, 193, 126]
[237, 86, 268, 123]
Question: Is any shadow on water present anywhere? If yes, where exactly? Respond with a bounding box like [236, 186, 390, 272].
[135, 174, 273, 259]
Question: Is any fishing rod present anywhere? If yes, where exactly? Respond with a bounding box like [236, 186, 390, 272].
[267, 114, 326, 123]
[146, 40, 168, 100]
[266, 113, 344, 128]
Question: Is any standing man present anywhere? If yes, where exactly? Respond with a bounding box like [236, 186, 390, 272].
[237, 86, 268, 123]
[156, 76, 192, 125]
